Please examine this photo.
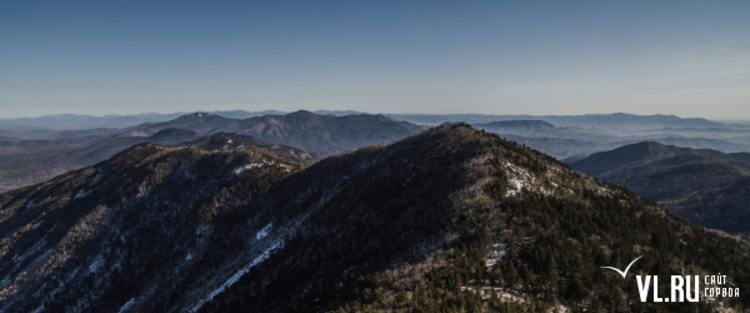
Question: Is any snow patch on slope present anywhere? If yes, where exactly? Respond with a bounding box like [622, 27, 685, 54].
[189, 240, 285, 313]
[89, 255, 105, 273]
[256, 223, 272, 240]
[75, 189, 92, 199]
[235, 160, 272, 176]
[485, 243, 506, 270]
[117, 297, 136, 313]
[504, 162, 536, 197]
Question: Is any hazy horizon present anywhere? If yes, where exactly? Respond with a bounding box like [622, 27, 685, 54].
[3, 1, 749, 119]
[2, 109, 749, 123]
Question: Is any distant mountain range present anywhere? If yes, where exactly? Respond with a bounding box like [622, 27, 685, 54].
[5, 110, 750, 158]
[567, 141, 750, 233]
[1, 125, 748, 312]
[3, 109, 750, 238]
[0, 111, 423, 192]
[473, 120, 581, 139]
[467, 117, 750, 159]
[129, 111, 425, 154]
[391, 112, 743, 128]
[4, 110, 748, 135]
[0, 110, 358, 134]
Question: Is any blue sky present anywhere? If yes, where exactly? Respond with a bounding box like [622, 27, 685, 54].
[1, 1, 749, 119]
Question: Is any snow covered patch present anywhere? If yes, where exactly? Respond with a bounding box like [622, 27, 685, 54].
[485, 243, 506, 270]
[31, 304, 45, 313]
[256, 223, 272, 240]
[25, 198, 37, 209]
[506, 178, 528, 197]
[67, 266, 82, 282]
[189, 240, 285, 313]
[504, 162, 536, 197]
[136, 182, 150, 198]
[75, 189, 92, 199]
[235, 160, 271, 176]
[117, 297, 136, 313]
[89, 255, 105, 273]
[185, 253, 193, 261]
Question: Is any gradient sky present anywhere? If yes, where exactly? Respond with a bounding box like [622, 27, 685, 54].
[2, 1, 749, 119]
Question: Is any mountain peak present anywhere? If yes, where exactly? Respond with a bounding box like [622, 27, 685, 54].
[179, 112, 213, 119]
[1, 124, 749, 312]
[287, 110, 316, 116]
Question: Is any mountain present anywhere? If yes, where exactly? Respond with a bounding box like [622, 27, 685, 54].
[567, 141, 750, 175]
[537, 113, 727, 129]
[1, 125, 748, 312]
[390, 112, 734, 128]
[471, 120, 610, 158]
[5, 111, 750, 158]
[180, 133, 322, 167]
[0, 113, 186, 134]
[568, 141, 750, 233]
[649, 136, 750, 153]
[133, 110, 427, 155]
[0, 110, 362, 136]
[473, 120, 582, 139]
[494, 135, 605, 159]
[392, 113, 750, 158]
[144, 128, 205, 145]
[0, 128, 123, 140]
[0, 129, 204, 193]
[0, 111, 422, 192]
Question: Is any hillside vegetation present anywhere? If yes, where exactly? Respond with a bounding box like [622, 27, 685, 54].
[0, 125, 747, 312]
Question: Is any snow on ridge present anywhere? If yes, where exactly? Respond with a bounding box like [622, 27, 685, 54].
[117, 298, 136, 313]
[89, 255, 105, 273]
[189, 189, 327, 312]
[75, 189, 92, 199]
[189, 240, 285, 313]
[504, 162, 535, 197]
[256, 223, 272, 240]
[235, 160, 272, 176]
[485, 243, 507, 270]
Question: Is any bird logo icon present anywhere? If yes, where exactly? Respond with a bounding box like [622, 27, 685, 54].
[601, 255, 643, 279]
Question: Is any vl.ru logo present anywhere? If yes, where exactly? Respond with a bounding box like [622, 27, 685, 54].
[601, 255, 739, 303]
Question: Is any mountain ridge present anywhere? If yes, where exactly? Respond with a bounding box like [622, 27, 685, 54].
[568, 141, 750, 233]
[130, 110, 426, 155]
[0, 111, 424, 192]
[1, 125, 748, 312]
